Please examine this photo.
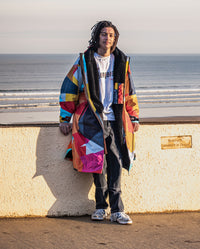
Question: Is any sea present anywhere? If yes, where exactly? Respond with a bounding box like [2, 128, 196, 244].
[0, 54, 200, 115]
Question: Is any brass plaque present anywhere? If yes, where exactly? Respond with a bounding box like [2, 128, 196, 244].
[161, 135, 192, 150]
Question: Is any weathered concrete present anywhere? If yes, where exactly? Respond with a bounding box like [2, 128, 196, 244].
[1, 120, 200, 217]
[0, 212, 200, 249]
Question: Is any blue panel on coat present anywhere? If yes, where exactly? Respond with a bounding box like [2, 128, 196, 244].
[60, 107, 72, 118]
[78, 105, 104, 147]
[61, 76, 78, 94]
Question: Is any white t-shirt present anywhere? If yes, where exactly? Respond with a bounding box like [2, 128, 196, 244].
[94, 52, 115, 121]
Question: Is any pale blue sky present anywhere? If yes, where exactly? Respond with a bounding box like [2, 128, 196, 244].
[1, 0, 200, 54]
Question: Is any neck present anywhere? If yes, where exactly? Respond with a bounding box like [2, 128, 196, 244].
[97, 47, 111, 57]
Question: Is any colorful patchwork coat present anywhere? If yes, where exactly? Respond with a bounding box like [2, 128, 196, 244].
[59, 47, 139, 173]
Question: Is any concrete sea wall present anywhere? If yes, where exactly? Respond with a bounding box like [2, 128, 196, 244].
[1, 119, 200, 217]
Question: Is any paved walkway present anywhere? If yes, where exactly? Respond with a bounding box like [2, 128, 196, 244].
[0, 212, 200, 249]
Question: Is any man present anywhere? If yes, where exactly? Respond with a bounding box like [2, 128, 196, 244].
[59, 21, 139, 225]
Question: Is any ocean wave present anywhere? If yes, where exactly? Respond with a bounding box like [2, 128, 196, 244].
[137, 88, 200, 93]
[0, 102, 59, 109]
[0, 90, 59, 97]
[1, 87, 200, 96]
[0, 88, 200, 111]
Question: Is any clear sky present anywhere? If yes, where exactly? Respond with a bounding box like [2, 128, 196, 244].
[1, 0, 200, 54]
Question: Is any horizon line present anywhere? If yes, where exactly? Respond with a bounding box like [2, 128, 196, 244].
[0, 52, 200, 55]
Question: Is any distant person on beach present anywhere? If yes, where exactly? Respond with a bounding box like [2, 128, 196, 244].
[59, 20, 139, 225]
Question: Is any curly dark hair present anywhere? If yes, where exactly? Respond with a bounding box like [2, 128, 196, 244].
[89, 20, 119, 53]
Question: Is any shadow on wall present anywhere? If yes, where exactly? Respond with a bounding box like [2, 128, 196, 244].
[33, 126, 95, 216]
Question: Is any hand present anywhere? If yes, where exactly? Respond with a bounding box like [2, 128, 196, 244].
[132, 122, 139, 132]
[59, 123, 72, 135]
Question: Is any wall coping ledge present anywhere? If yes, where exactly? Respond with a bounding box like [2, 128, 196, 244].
[0, 116, 200, 127]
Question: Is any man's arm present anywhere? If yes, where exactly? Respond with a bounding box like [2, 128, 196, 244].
[59, 57, 82, 135]
[125, 61, 139, 132]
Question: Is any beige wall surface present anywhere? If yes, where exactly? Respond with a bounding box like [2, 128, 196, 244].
[0, 123, 200, 217]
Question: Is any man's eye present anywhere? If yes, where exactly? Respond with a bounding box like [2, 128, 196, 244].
[101, 32, 115, 38]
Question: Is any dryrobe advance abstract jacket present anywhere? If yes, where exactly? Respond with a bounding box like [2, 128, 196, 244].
[59, 47, 139, 174]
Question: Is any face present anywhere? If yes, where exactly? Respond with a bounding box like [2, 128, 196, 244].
[98, 27, 115, 52]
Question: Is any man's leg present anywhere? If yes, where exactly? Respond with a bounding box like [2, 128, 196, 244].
[106, 121, 124, 213]
[92, 121, 110, 210]
[93, 162, 109, 210]
[106, 121, 132, 224]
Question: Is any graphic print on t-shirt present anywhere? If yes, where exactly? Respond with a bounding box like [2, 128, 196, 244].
[98, 71, 114, 79]
[94, 53, 115, 121]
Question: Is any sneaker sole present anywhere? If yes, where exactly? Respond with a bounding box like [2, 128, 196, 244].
[111, 219, 132, 225]
[91, 216, 107, 221]
[91, 218, 105, 221]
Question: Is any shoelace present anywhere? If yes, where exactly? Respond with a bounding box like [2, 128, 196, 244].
[95, 209, 105, 215]
[117, 212, 129, 219]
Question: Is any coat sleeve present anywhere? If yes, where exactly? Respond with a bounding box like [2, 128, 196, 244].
[59, 57, 83, 123]
[124, 61, 139, 123]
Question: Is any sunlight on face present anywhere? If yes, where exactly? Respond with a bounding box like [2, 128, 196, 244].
[98, 27, 115, 52]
